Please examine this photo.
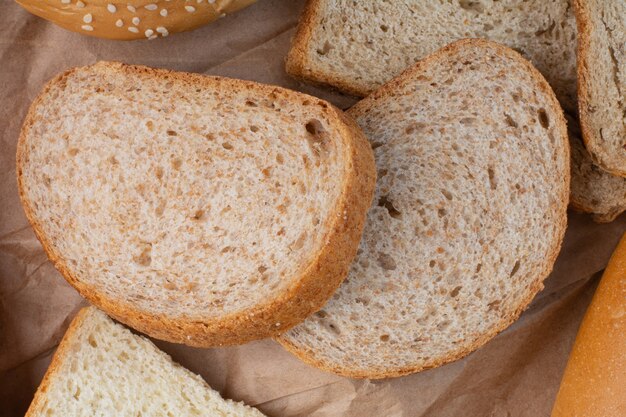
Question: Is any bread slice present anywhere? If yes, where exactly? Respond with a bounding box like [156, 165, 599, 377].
[278, 39, 570, 378]
[287, 0, 577, 112]
[288, 0, 626, 223]
[26, 307, 266, 417]
[17, 62, 376, 347]
[574, 0, 626, 177]
[569, 113, 626, 222]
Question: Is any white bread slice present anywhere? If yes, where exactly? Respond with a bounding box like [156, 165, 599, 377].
[17, 62, 376, 347]
[26, 307, 266, 417]
[278, 39, 570, 379]
[287, 0, 626, 223]
[574, 0, 626, 177]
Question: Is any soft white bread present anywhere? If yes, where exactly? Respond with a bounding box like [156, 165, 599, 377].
[288, 0, 626, 222]
[574, 0, 626, 177]
[16, 0, 256, 40]
[26, 307, 266, 417]
[551, 233, 626, 417]
[278, 39, 570, 379]
[17, 62, 376, 347]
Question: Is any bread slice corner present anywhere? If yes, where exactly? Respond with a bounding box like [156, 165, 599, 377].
[26, 307, 266, 417]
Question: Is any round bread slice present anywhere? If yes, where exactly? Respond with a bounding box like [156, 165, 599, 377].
[574, 0, 626, 177]
[277, 39, 570, 378]
[17, 62, 376, 347]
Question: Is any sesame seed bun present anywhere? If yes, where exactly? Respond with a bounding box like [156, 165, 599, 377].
[16, 0, 256, 40]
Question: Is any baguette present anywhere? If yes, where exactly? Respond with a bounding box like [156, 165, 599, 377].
[551, 233, 626, 417]
[15, 0, 256, 40]
[26, 307, 266, 417]
[574, 0, 626, 177]
[287, 0, 626, 222]
[16, 61, 376, 347]
[278, 39, 570, 378]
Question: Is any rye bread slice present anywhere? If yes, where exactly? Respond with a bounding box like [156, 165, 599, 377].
[574, 0, 626, 177]
[17, 62, 376, 347]
[278, 39, 570, 378]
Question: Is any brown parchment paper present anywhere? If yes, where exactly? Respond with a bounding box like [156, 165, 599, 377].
[0, 1, 625, 416]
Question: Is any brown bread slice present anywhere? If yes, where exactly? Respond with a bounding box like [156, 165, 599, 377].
[574, 0, 626, 177]
[287, 0, 626, 222]
[17, 62, 376, 347]
[278, 39, 570, 378]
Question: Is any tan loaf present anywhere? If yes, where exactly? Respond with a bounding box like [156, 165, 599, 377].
[551, 233, 626, 417]
[16, 0, 256, 40]
[17, 62, 376, 347]
[278, 39, 569, 379]
[26, 307, 266, 417]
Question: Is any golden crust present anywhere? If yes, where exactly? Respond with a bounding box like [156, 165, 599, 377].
[277, 39, 570, 379]
[16, 62, 376, 347]
[15, 0, 256, 40]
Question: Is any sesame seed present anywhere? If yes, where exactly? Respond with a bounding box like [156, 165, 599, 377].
[159, 9, 168, 17]
[127, 4, 136, 12]
[81, 24, 94, 31]
[156, 26, 168, 35]
[107, 4, 116, 12]
[145, 29, 154, 37]
[132, 16, 140, 25]
[185, 5, 196, 12]
[148, 34, 158, 40]
[128, 26, 139, 33]
[115, 19, 123, 27]
[76, 1, 85, 8]
[61, 0, 70, 4]
[209, 0, 215, 3]
[83, 13, 92, 23]
[145, 3, 157, 10]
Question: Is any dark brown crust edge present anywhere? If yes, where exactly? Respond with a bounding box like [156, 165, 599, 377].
[24, 308, 92, 417]
[16, 62, 377, 347]
[285, 0, 371, 98]
[573, 0, 626, 178]
[277, 39, 570, 379]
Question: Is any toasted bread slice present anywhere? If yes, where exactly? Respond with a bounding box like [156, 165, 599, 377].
[574, 0, 626, 177]
[287, 0, 626, 222]
[26, 307, 266, 417]
[17, 62, 376, 347]
[278, 40, 569, 378]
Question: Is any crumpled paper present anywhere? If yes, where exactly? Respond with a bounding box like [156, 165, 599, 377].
[1, 1, 625, 416]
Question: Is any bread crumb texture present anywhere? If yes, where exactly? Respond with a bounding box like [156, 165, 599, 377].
[279, 40, 569, 379]
[17, 62, 376, 345]
[26, 307, 265, 417]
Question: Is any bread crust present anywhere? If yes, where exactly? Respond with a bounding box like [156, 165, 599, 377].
[286, 0, 370, 97]
[24, 307, 92, 417]
[16, 62, 376, 347]
[15, 0, 256, 40]
[574, 0, 626, 177]
[277, 39, 570, 379]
